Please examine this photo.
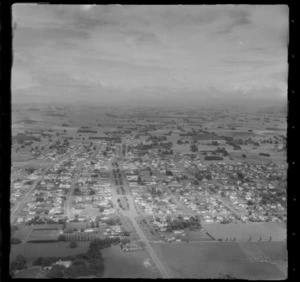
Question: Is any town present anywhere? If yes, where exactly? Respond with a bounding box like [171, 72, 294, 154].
[10, 104, 287, 279]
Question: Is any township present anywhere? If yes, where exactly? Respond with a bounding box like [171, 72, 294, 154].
[10, 104, 287, 279]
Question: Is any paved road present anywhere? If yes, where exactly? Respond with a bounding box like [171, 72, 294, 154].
[112, 155, 171, 279]
[130, 217, 171, 278]
[205, 186, 244, 221]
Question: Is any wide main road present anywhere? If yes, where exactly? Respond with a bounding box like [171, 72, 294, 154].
[130, 217, 171, 278]
[112, 155, 171, 279]
[65, 160, 87, 218]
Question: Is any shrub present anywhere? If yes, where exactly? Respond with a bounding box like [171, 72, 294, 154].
[46, 265, 66, 278]
[10, 255, 27, 271]
[259, 153, 270, 157]
[70, 241, 78, 248]
[58, 235, 66, 241]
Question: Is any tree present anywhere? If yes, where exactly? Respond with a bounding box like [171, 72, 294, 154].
[120, 238, 131, 244]
[57, 234, 65, 241]
[190, 144, 198, 152]
[220, 274, 238, 280]
[137, 175, 142, 185]
[46, 265, 66, 278]
[32, 257, 45, 266]
[10, 255, 27, 271]
[247, 200, 253, 206]
[206, 174, 212, 180]
[237, 172, 244, 180]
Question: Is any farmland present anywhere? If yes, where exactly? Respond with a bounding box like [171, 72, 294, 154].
[151, 241, 287, 279]
[28, 229, 60, 242]
[14, 266, 43, 278]
[10, 242, 90, 266]
[202, 222, 286, 242]
[101, 245, 160, 278]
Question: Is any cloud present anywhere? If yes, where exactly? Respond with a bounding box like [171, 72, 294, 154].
[12, 69, 39, 91]
[80, 5, 94, 11]
[12, 4, 288, 103]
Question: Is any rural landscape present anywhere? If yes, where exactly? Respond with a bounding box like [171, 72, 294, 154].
[10, 4, 288, 279]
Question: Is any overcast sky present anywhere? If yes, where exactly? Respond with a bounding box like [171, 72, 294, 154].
[12, 5, 288, 105]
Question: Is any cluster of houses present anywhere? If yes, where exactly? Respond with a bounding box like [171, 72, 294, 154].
[70, 145, 117, 219]
[12, 146, 92, 223]
[119, 137, 286, 225]
[11, 181, 33, 211]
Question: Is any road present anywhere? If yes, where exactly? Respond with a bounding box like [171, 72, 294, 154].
[111, 155, 171, 279]
[130, 217, 171, 278]
[205, 185, 244, 221]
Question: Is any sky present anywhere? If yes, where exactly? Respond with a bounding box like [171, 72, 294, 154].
[12, 5, 289, 106]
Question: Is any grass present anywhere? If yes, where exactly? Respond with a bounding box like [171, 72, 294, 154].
[10, 242, 90, 266]
[202, 222, 287, 242]
[14, 266, 42, 278]
[28, 229, 60, 241]
[151, 241, 286, 279]
[101, 245, 160, 278]
[12, 225, 33, 241]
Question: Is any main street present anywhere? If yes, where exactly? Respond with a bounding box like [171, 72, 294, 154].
[110, 149, 171, 279]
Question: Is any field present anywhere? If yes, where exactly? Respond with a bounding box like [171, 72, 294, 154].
[11, 152, 35, 162]
[28, 229, 60, 241]
[151, 241, 287, 279]
[202, 222, 286, 242]
[186, 230, 215, 241]
[229, 148, 286, 164]
[12, 225, 33, 241]
[14, 266, 43, 278]
[101, 245, 160, 278]
[10, 242, 90, 266]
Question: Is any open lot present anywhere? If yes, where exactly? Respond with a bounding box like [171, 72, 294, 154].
[101, 245, 160, 278]
[14, 266, 43, 278]
[10, 242, 90, 266]
[151, 241, 287, 279]
[202, 222, 286, 242]
[28, 229, 60, 242]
